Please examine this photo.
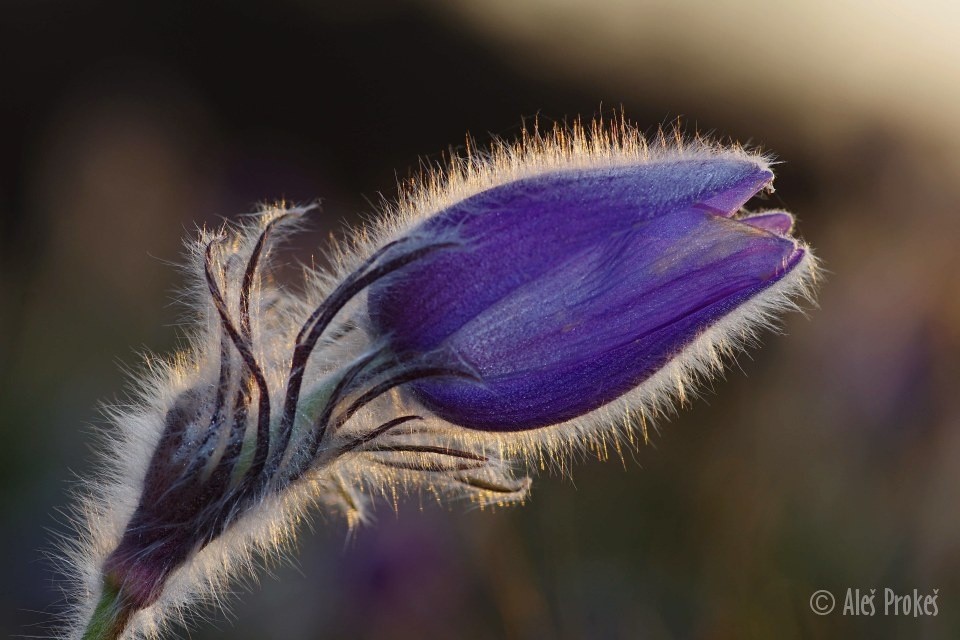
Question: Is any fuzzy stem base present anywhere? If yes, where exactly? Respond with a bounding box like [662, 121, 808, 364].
[81, 580, 135, 640]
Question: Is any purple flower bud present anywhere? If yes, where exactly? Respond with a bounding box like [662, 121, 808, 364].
[369, 159, 808, 431]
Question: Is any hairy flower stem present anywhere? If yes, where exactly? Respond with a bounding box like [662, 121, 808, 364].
[80, 580, 134, 640]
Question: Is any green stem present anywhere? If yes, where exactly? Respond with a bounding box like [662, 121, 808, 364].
[81, 580, 134, 640]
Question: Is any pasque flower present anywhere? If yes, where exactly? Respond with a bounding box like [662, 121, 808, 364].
[369, 159, 805, 431]
[61, 119, 817, 639]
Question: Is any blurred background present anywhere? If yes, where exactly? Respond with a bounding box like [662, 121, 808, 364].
[2, 1, 959, 638]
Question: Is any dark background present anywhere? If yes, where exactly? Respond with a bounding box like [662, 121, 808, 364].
[3, 1, 960, 638]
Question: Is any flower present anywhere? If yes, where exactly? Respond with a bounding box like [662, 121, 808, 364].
[62, 119, 817, 640]
[368, 159, 807, 431]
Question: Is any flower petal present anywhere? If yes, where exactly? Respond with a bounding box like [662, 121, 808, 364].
[738, 210, 795, 235]
[370, 159, 774, 353]
[410, 212, 802, 430]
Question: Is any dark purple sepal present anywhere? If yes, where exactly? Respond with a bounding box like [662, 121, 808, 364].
[102, 388, 256, 609]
